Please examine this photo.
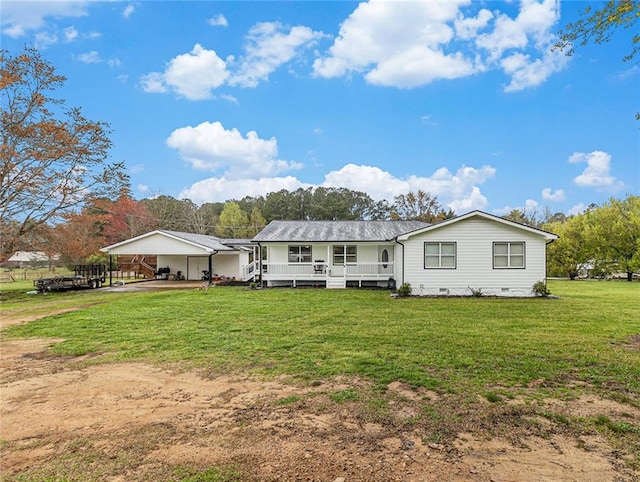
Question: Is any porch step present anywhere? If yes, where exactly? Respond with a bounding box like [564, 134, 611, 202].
[326, 277, 346, 289]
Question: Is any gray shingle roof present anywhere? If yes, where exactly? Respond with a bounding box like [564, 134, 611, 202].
[252, 220, 430, 242]
[160, 230, 240, 251]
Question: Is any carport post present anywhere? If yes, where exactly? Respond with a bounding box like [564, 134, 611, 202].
[208, 253, 213, 286]
[108, 255, 113, 287]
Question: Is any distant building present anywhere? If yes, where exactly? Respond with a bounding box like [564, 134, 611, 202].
[6, 251, 59, 269]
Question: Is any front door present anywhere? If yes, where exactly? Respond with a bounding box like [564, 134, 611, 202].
[331, 245, 356, 277]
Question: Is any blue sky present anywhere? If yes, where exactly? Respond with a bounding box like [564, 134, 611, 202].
[2, 0, 638, 216]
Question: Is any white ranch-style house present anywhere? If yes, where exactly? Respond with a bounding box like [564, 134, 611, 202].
[254, 211, 558, 296]
[101, 211, 557, 296]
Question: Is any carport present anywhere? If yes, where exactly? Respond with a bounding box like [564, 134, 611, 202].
[101, 230, 258, 285]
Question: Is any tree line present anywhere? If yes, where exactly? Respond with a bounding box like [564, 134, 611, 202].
[5, 188, 456, 267]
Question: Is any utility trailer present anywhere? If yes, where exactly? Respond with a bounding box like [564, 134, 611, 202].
[34, 264, 107, 292]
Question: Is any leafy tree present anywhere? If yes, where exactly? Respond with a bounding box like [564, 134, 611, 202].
[216, 201, 249, 238]
[308, 187, 376, 220]
[94, 196, 157, 246]
[544, 216, 590, 279]
[48, 209, 105, 267]
[263, 188, 312, 221]
[554, 1, 640, 119]
[555, 0, 640, 62]
[0, 47, 128, 259]
[141, 195, 196, 231]
[584, 195, 640, 281]
[502, 208, 548, 228]
[367, 199, 392, 220]
[190, 203, 220, 235]
[248, 206, 267, 237]
[390, 191, 453, 222]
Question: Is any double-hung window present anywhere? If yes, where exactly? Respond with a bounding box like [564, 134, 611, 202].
[424, 242, 456, 269]
[493, 242, 525, 268]
[288, 245, 312, 263]
[333, 245, 357, 265]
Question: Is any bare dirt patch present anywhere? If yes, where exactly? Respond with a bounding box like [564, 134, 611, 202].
[2, 321, 639, 480]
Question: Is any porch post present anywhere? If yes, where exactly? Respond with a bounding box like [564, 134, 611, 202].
[108, 254, 113, 287]
[208, 253, 213, 285]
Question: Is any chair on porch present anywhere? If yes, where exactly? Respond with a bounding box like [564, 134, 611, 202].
[313, 260, 325, 274]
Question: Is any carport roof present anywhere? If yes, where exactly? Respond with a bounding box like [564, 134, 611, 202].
[101, 230, 250, 253]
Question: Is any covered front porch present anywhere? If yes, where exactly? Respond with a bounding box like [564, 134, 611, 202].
[261, 261, 395, 288]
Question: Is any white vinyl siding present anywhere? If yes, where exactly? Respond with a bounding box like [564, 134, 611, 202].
[401, 218, 548, 296]
[424, 242, 456, 269]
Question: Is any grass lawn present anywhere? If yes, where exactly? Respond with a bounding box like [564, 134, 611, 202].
[2, 280, 638, 396]
[2, 279, 639, 475]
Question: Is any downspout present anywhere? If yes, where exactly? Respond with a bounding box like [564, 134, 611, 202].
[257, 242, 263, 286]
[395, 238, 405, 287]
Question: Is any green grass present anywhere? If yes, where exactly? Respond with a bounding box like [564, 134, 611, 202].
[3, 279, 640, 477]
[2, 280, 639, 398]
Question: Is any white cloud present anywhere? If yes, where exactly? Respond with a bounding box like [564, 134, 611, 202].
[137, 184, 149, 194]
[455, 9, 493, 39]
[313, 0, 476, 87]
[493, 198, 539, 216]
[141, 44, 229, 100]
[567, 202, 586, 216]
[177, 162, 495, 211]
[108, 58, 122, 68]
[77, 51, 102, 64]
[63, 26, 78, 42]
[501, 48, 568, 92]
[220, 94, 238, 104]
[230, 22, 325, 88]
[179, 176, 310, 204]
[141, 23, 323, 99]
[1, 1, 88, 37]
[314, 0, 567, 91]
[541, 187, 565, 202]
[166, 121, 303, 179]
[129, 163, 144, 174]
[208, 14, 228, 27]
[322, 163, 495, 211]
[569, 150, 624, 191]
[476, 0, 559, 61]
[123, 4, 136, 19]
[34, 31, 58, 49]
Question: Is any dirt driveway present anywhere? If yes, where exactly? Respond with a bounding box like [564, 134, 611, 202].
[1, 302, 639, 481]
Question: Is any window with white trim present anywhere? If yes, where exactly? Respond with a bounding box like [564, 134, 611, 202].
[493, 242, 525, 268]
[424, 242, 456, 269]
[333, 245, 357, 265]
[288, 245, 312, 263]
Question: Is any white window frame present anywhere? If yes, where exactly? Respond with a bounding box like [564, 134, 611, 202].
[424, 242, 457, 269]
[333, 245, 357, 265]
[288, 245, 312, 263]
[493, 242, 525, 269]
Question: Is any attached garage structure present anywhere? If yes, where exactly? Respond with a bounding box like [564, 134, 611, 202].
[101, 230, 258, 284]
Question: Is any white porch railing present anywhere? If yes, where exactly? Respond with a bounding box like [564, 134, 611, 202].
[242, 261, 258, 281]
[262, 262, 394, 278]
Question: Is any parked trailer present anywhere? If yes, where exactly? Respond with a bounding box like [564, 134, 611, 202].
[34, 264, 107, 292]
